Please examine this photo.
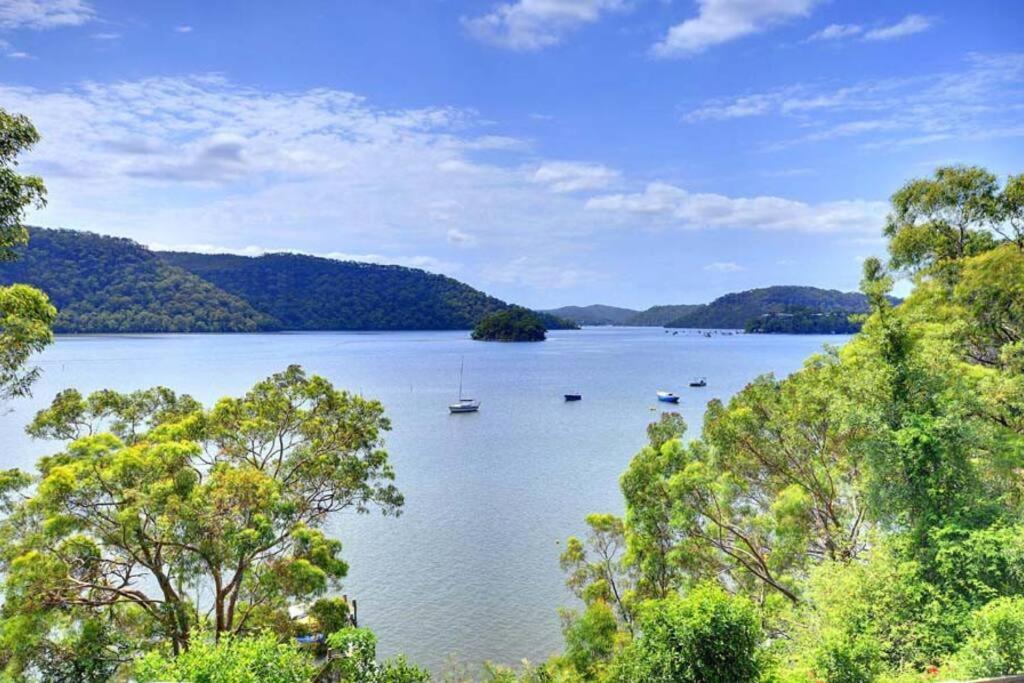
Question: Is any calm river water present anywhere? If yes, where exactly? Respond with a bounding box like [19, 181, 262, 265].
[0, 327, 846, 672]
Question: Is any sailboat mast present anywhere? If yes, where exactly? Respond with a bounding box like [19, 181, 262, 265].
[458, 357, 464, 400]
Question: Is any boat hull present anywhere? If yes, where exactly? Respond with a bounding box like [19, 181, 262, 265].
[656, 392, 680, 403]
[564, 394, 582, 401]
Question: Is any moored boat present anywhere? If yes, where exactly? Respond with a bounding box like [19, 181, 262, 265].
[689, 377, 707, 387]
[564, 393, 582, 401]
[656, 391, 680, 403]
[449, 358, 480, 413]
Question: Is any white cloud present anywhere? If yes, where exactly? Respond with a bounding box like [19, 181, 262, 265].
[174, 25, 193, 33]
[90, 31, 119, 40]
[586, 182, 885, 233]
[462, 0, 626, 51]
[863, 14, 932, 41]
[652, 0, 821, 58]
[683, 52, 1024, 149]
[704, 261, 744, 272]
[532, 161, 619, 193]
[807, 23, 862, 41]
[0, 0, 94, 29]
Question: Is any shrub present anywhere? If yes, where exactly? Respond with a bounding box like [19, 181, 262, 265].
[610, 583, 761, 683]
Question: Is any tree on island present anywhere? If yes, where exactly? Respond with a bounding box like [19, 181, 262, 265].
[471, 306, 548, 342]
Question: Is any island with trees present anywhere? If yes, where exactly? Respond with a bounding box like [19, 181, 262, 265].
[471, 306, 553, 341]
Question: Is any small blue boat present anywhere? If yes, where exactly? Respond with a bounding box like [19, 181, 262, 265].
[656, 391, 680, 403]
[564, 393, 582, 401]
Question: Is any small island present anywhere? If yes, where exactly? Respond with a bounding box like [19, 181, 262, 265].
[472, 307, 548, 342]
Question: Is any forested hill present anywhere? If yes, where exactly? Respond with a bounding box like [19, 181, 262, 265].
[2, 227, 572, 333]
[0, 228, 276, 333]
[160, 251, 514, 331]
[666, 286, 877, 329]
[625, 304, 701, 327]
[541, 304, 639, 326]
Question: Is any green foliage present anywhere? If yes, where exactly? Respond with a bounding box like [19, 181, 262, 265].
[746, 308, 861, 334]
[610, 583, 761, 683]
[949, 596, 1024, 678]
[0, 283, 56, 401]
[325, 628, 430, 683]
[562, 601, 619, 679]
[0, 109, 46, 261]
[665, 286, 883, 330]
[0, 366, 403, 675]
[135, 633, 317, 683]
[0, 110, 53, 403]
[472, 307, 548, 342]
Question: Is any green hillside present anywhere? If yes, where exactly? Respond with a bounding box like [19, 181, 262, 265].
[0, 228, 275, 333]
[472, 307, 548, 342]
[542, 304, 639, 326]
[625, 304, 701, 327]
[666, 286, 875, 330]
[160, 251, 516, 331]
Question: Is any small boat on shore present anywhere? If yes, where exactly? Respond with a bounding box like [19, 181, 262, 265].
[689, 377, 707, 387]
[564, 393, 582, 401]
[656, 391, 680, 403]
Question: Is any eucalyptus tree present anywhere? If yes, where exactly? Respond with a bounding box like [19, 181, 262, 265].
[0, 366, 403, 677]
[0, 109, 54, 403]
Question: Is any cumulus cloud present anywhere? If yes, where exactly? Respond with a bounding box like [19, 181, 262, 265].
[462, 0, 626, 51]
[652, 0, 821, 58]
[0, 0, 94, 29]
[174, 25, 192, 33]
[586, 182, 885, 233]
[532, 161, 619, 193]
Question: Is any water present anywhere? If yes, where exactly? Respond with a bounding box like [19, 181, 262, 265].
[0, 328, 845, 672]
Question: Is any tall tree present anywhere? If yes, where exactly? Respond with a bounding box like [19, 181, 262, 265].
[0, 366, 403, 676]
[0, 109, 54, 402]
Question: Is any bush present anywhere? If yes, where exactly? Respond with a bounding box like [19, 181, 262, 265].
[949, 596, 1024, 678]
[610, 583, 761, 683]
[134, 633, 316, 683]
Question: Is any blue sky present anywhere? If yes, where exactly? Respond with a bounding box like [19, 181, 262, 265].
[1, 0, 1022, 309]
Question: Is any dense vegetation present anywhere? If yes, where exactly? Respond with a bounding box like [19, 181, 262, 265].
[161, 251, 514, 331]
[541, 304, 639, 326]
[665, 285, 878, 329]
[471, 306, 549, 342]
[745, 308, 861, 334]
[0, 229, 575, 334]
[1, 229, 275, 333]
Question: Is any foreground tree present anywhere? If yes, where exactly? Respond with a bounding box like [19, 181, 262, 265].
[0, 109, 54, 403]
[0, 366, 403, 677]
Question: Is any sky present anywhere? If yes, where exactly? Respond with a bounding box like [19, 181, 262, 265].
[0, 0, 1022, 309]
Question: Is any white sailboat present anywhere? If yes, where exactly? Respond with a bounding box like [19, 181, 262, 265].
[449, 357, 480, 413]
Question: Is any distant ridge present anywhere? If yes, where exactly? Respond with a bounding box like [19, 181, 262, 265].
[549, 286, 892, 334]
[665, 286, 877, 330]
[541, 304, 639, 326]
[1, 227, 575, 333]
